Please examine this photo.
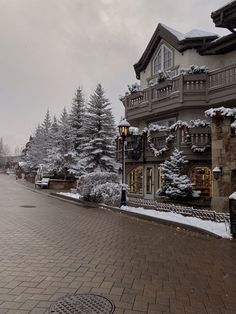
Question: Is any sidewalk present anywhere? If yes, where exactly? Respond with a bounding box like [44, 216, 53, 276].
[1, 174, 236, 314]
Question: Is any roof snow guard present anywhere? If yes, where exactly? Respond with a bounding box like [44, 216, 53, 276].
[134, 23, 218, 79]
[211, 0, 236, 32]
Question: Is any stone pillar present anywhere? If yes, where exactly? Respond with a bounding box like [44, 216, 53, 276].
[211, 117, 236, 212]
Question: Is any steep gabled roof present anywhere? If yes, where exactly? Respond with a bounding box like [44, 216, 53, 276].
[134, 23, 218, 79]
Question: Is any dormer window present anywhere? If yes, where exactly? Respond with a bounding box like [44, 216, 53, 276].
[153, 44, 173, 74]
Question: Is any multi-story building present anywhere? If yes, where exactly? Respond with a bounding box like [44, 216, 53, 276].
[120, 1, 236, 206]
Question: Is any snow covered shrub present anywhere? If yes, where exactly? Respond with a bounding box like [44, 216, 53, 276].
[90, 182, 121, 206]
[77, 172, 120, 201]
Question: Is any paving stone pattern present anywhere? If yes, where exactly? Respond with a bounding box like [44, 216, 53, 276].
[0, 175, 235, 314]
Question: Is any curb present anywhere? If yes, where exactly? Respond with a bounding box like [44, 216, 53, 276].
[49, 193, 99, 208]
[100, 204, 222, 239]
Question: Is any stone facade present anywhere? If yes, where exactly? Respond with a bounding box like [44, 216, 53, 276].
[211, 117, 236, 212]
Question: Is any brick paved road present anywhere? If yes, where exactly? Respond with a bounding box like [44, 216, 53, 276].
[0, 175, 235, 314]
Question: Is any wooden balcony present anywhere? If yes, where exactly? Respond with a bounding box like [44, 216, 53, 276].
[125, 64, 236, 122]
[117, 127, 211, 164]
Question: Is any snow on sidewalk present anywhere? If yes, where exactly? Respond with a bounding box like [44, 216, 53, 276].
[57, 192, 232, 239]
[121, 206, 232, 239]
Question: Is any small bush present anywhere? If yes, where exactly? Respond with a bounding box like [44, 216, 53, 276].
[77, 172, 120, 200]
[90, 182, 121, 206]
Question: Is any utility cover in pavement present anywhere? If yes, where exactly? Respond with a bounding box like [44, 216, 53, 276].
[49, 294, 115, 314]
[20, 205, 36, 208]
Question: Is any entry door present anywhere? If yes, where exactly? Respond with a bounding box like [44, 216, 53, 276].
[144, 165, 155, 199]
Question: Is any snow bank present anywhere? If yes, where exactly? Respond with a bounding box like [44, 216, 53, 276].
[58, 192, 81, 200]
[121, 206, 231, 239]
[229, 192, 236, 200]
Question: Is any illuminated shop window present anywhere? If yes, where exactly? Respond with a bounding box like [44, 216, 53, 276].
[157, 166, 163, 189]
[146, 167, 153, 194]
[128, 166, 143, 194]
[191, 166, 212, 197]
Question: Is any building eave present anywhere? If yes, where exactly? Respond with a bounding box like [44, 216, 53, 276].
[199, 33, 236, 54]
[211, 0, 236, 31]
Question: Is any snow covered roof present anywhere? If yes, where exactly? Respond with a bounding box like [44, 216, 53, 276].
[160, 23, 218, 41]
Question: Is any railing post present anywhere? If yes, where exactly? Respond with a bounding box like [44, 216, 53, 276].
[179, 74, 184, 103]
[206, 74, 209, 103]
[148, 88, 152, 111]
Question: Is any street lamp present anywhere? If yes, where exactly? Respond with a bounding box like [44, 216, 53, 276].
[118, 119, 130, 207]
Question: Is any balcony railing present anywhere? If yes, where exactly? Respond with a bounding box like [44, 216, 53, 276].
[120, 127, 211, 162]
[125, 63, 236, 115]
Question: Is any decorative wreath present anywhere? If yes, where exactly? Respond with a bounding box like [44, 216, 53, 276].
[145, 120, 211, 157]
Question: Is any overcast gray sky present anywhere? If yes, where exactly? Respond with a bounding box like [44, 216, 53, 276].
[0, 0, 230, 153]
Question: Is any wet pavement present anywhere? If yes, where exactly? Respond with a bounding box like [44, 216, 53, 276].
[0, 174, 235, 314]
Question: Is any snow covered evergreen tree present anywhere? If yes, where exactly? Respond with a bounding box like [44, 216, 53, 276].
[46, 108, 76, 179]
[158, 148, 193, 200]
[26, 110, 52, 171]
[0, 138, 5, 157]
[69, 86, 85, 152]
[79, 83, 117, 173]
[26, 125, 45, 170]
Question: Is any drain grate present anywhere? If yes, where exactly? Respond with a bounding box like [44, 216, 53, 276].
[49, 294, 115, 314]
[20, 205, 36, 208]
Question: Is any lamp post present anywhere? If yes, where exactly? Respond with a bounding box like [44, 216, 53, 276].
[118, 119, 130, 207]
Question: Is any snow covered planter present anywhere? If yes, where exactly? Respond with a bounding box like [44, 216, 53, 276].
[77, 172, 120, 201]
[90, 182, 121, 206]
[180, 65, 209, 75]
[205, 106, 236, 119]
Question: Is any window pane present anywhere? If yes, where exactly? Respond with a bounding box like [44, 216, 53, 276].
[163, 46, 172, 70]
[154, 50, 162, 73]
[146, 167, 153, 194]
[191, 167, 211, 197]
[128, 166, 143, 194]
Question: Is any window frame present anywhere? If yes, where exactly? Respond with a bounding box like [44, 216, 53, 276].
[153, 43, 173, 75]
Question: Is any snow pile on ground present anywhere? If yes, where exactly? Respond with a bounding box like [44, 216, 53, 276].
[229, 192, 236, 200]
[58, 192, 81, 200]
[121, 206, 232, 239]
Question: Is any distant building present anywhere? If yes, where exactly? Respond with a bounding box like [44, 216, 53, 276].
[119, 1, 236, 211]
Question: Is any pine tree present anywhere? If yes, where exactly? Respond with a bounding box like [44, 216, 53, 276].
[26, 110, 52, 171]
[158, 148, 193, 200]
[79, 84, 117, 173]
[69, 87, 85, 151]
[0, 138, 5, 157]
[26, 125, 45, 170]
[46, 108, 76, 179]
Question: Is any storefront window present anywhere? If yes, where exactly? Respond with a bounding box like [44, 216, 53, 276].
[146, 167, 153, 194]
[128, 166, 143, 194]
[191, 167, 211, 197]
[157, 166, 163, 189]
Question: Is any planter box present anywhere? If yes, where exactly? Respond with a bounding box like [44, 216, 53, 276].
[49, 179, 75, 190]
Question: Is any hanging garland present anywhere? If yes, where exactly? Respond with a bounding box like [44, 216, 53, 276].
[144, 120, 211, 157]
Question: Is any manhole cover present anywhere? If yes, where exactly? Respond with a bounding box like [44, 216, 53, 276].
[49, 294, 115, 314]
[20, 205, 36, 208]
